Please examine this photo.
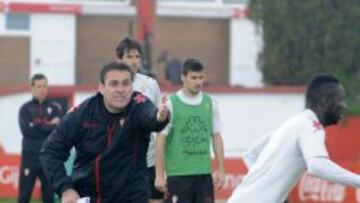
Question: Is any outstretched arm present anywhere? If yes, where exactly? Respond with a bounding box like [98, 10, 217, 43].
[137, 95, 169, 132]
[243, 133, 271, 169]
[300, 127, 360, 187]
[40, 110, 80, 196]
[307, 156, 360, 187]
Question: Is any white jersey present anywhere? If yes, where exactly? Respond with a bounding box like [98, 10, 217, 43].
[133, 73, 161, 167]
[228, 109, 360, 203]
[228, 110, 330, 203]
[160, 90, 221, 135]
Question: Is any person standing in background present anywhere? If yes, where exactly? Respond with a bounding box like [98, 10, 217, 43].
[116, 37, 163, 203]
[18, 73, 60, 203]
[155, 59, 225, 203]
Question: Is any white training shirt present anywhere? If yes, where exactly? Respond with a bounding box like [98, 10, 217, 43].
[160, 90, 221, 135]
[132, 73, 161, 167]
[227, 109, 360, 203]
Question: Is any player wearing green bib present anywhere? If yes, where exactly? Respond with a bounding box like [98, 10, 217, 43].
[155, 59, 225, 203]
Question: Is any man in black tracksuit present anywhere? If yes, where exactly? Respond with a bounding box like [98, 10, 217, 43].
[18, 74, 60, 203]
[40, 62, 170, 203]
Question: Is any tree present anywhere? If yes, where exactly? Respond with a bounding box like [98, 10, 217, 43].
[249, 0, 360, 114]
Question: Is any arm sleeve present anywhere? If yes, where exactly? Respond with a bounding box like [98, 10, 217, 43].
[307, 157, 360, 187]
[242, 133, 271, 169]
[19, 105, 57, 138]
[298, 125, 360, 187]
[37, 102, 63, 134]
[153, 81, 161, 106]
[137, 99, 169, 133]
[39, 110, 81, 195]
[299, 127, 329, 162]
[19, 105, 36, 137]
[159, 99, 172, 135]
[211, 97, 221, 134]
[36, 122, 57, 135]
[19, 105, 49, 139]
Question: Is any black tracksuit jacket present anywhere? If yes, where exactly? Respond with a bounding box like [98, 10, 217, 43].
[19, 98, 60, 157]
[40, 92, 169, 203]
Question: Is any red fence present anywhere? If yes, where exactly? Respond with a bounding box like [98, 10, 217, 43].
[0, 154, 41, 199]
[289, 164, 360, 203]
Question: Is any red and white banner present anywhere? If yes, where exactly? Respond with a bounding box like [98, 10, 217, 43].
[0, 2, 82, 14]
[0, 155, 248, 200]
[213, 159, 247, 199]
[289, 164, 360, 203]
[8, 2, 82, 14]
[1, 153, 359, 202]
[0, 1, 5, 12]
[0, 153, 41, 199]
[214, 160, 360, 202]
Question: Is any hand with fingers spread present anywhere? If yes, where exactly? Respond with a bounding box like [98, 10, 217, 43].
[157, 95, 169, 122]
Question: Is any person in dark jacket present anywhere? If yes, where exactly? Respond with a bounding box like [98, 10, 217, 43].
[40, 62, 170, 203]
[18, 73, 60, 203]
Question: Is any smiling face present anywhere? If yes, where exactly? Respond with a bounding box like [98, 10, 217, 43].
[99, 69, 133, 113]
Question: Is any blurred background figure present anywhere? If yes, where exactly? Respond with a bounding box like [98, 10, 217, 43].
[157, 50, 182, 85]
[116, 37, 164, 203]
[18, 74, 60, 203]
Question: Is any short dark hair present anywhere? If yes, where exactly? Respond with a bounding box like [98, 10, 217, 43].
[115, 37, 142, 59]
[305, 74, 340, 108]
[100, 62, 134, 84]
[30, 73, 47, 86]
[182, 58, 204, 76]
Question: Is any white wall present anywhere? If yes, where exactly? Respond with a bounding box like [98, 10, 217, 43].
[229, 18, 263, 87]
[0, 91, 305, 156]
[0, 13, 5, 33]
[215, 93, 304, 156]
[74, 91, 97, 106]
[31, 14, 76, 85]
[0, 93, 31, 154]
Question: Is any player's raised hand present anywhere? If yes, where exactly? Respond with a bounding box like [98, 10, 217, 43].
[157, 95, 169, 122]
[61, 189, 80, 203]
